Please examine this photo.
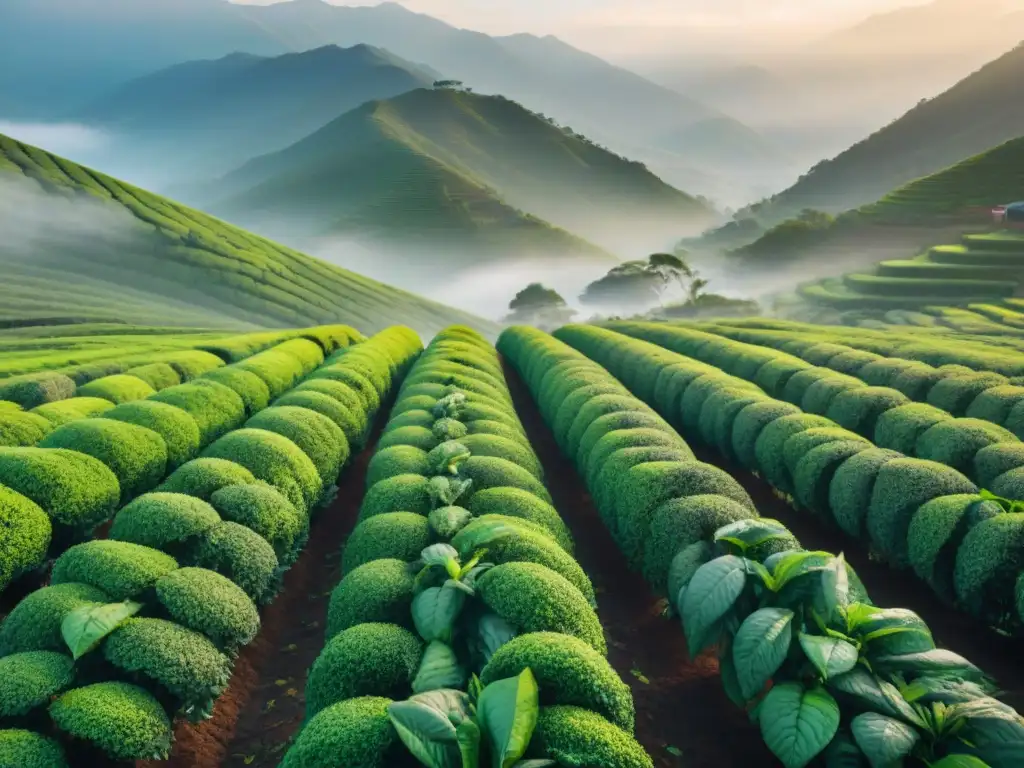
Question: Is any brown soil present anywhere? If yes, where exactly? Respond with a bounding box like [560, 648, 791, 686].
[689, 444, 1024, 713]
[503, 360, 779, 768]
[137, 429, 383, 768]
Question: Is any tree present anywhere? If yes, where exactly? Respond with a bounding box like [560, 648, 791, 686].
[433, 79, 466, 91]
[579, 252, 703, 310]
[503, 283, 576, 330]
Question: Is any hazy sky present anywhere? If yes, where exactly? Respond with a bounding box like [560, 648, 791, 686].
[231, 0, 933, 35]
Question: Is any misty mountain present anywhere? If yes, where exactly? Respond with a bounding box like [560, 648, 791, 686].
[748, 39, 1024, 222]
[72, 44, 435, 182]
[206, 87, 714, 258]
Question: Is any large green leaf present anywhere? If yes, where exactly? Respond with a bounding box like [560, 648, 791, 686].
[719, 644, 748, 709]
[61, 600, 142, 661]
[422, 543, 461, 568]
[413, 584, 467, 643]
[873, 650, 984, 682]
[759, 683, 840, 768]
[772, 552, 833, 589]
[457, 719, 481, 768]
[715, 518, 793, 555]
[799, 634, 858, 681]
[850, 713, 920, 767]
[455, 520, 518, 557]
[413, 641, 468, 694]
[827, 669, 923, 727]
[929, 757, 991, 768]
[410, 689, 474, 727]
[956, 698, 1024, 768]
[680, 555, 748, 657]
[733, 608, 794, 699]
[388, 700, 462, 768]
[667, 541, 716, 614]
[822, 731, 868, 768]
[474, 613, 518, 665]
[477, 669, 540, 768]
[855, 608, 934, 656]
[819, 554, 850, 621]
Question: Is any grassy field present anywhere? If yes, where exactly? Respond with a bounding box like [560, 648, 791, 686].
[0, 132, 496, 337]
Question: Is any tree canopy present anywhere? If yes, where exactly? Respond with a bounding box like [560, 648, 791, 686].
[504, 283, 576, 330]
[579, 252, 701, 309]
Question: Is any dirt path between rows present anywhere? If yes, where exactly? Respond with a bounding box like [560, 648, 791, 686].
[688, 444, 1024, 713]
[138, 426, 384, 768]
[503, 360, 778, 768]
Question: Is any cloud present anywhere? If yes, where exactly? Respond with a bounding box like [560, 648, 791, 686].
[0, 122, 110, 159]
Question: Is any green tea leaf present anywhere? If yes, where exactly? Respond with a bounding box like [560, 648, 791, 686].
[61, 600, 142, 660]
[733, 607, 794, 699]
[413, 641, 467, 694]
[667, 541, 716, 611]
[429, 507, 474, 540]
[799, 634, 859, 681]
[715, 518, 793, 554]
[413, 584, 467, 643]
[410, 689, 473, 726]
[474, 613, 518, 666]
[680, 555, 748, 657]
[828, 668, 924, 727]
[456, 719, 481, 768]
[850, 713, 920, 767]
[388, 700, 461, 768]
[873, 649, 984, 682]
[477, 669, 540, 768]
[820, 553, 850, 621]
[422, 544, 461, 568]
[759, 683, 840, 768]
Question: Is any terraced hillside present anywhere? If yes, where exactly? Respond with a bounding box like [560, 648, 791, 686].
[208, 87, 712, 255]
[0, 132, 495, 336]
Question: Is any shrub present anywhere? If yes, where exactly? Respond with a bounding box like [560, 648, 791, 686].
[754, 414, 833, 493]
[477, 562, 606, 654]
[51, 540, 178, 600]
[156, 567, 259, 648]
[467, 487, 573, 553]
[0, 651, 75, 718]
[801, 376, 866, 415]
[247, 406, 349, 486]
[293, 378, 366, 419]
[104, 617, 232, 710]
[974, 443, 1024, 487]
[210, 483, 305, 564]
[859, 358, 923, 387]
[891, 365, 945, 401]
[326, 559, 415, 639]
[236, 349, 312, 400]
[385, 409, 435, 433]
[192, 521, 279, 604]
[954, 513, 1024, 626]
[680, 376, 753, 432]
[527, 706, 653, 768]
[927, 372, 1009, 416]
[0, 374, 76, 409]
[482, 632, 634, 731]
[753, 358, 810, 398]
[643, 495, 758, 595]
[700, 391, 770, 462]
[305, 623, 422, 718]
[0, 582, 110, 655]
[100, 401, 201, 470]
[365, 446, 430, 489]
[202, 428, 322, 514]
[0, 410, 52, 447]
[157, 457, 255, 500]
[307, 368, 379, 412]
[39, 418, 167, 502]
[458, 433, 543, 480]
[275, 390, 364, 449]
[0, 485, 51, 590]
[825, 387, 909, 438]
[150, 381, 246, 447]
[123, 363, 180, 391]
[279, 697, 403, 768]
[594, 448, 697, 530]
[986, 467, 1024, 500]
[77, 375, 157, 404]
[48, 682, 172, 761]
[32, 397, 113, 427]
[828, 448, 903, 538]
[1001, 399, 1024, 440]
[565, 395, 645, 456]
[867, 459, 978, 567]
[459, 456, 552, 505]
[359, 474, 432, 522]
[342, 512, 432, 575]
[916, 419, 1018, 478]
[575, 411, 673, 467]
[199, 367, 270, 415]
[908, 495, 1002, 602]
[452, 516, 594, 605]
[966, 385, 1024, 425]
[731, 401, 803, 471]
[0, 729, 68, 768]
[782, 427, 869, 481]
[781, 368, 836, 406]
[794, 440, 872, 516]
[616, 461, 754, 568]
[873, 403, 953, 454]
[109, 492, 221, 553]
[378, 425, 438, 453]
[466, 418, 527, 445]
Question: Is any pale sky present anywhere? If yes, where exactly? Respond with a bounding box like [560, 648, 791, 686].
[231, 0, 935, 35]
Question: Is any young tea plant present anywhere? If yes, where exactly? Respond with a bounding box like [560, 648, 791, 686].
[675, 518, 1023, 768]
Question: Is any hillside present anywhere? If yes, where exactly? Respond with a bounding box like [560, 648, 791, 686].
[0, 131, 497, 336]
[73, 44, 435, 183]
[209, 87, 713, 256]
[751, 39, 1024, 221]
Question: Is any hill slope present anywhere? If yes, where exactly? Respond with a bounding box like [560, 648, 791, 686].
[73, 44, 436, 184]
[0, 131, 496, 336]
[210, 88, 713, 256]
[753, 40, 1024, 220]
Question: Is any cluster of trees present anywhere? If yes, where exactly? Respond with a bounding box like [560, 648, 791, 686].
[729, 208, 836, 261]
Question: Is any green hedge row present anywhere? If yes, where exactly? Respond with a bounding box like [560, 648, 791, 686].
[0, 326, 420, 764]
[499, 324, 1024, 768]
[281, 325, 652, 768]
[563, 323, 1024, 635]
[606, 322, 1024, 489]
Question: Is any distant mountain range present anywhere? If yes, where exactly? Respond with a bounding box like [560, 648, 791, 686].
[205, 87, 713, 259]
